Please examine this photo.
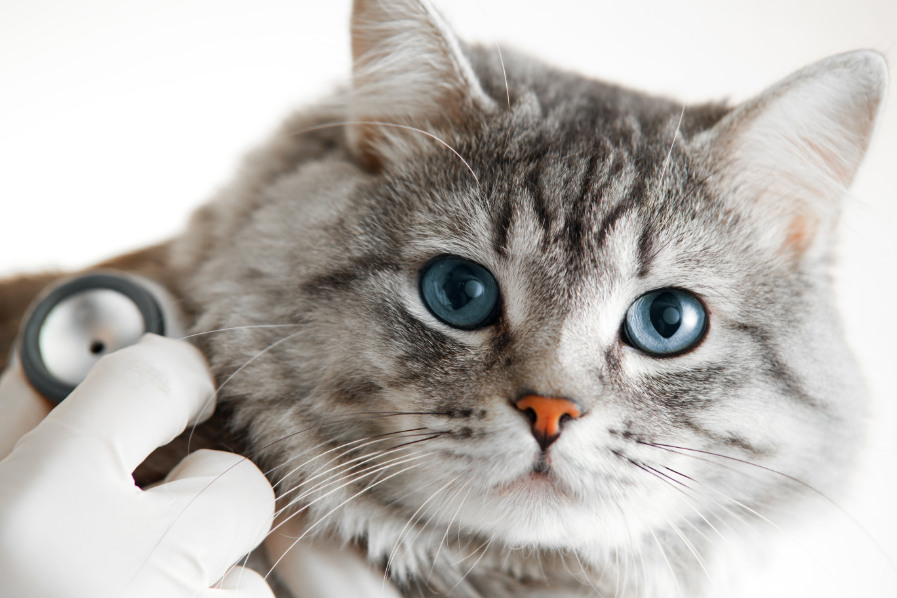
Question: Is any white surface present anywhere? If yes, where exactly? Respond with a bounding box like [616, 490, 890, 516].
[1, 1, 895, 595]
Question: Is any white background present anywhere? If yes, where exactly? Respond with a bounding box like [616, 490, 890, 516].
[1, 1, 895, 595]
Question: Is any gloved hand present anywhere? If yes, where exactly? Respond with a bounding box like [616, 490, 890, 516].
[0, 334, 276, 598]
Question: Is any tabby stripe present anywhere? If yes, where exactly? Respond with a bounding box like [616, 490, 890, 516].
[524, 163, 553, 245]
[593, 201, 632, 254]
[636, 223, 656, 278]
[491, 197, 514, 258]
[301, 255, 398, 297]
[735, 322, 821, 409]
[678, 415, 765, 457]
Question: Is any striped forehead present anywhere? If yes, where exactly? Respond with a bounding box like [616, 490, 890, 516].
[486, 143, 650, 285]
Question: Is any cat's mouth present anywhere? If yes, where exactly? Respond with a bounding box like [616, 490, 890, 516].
[492, 453, 573, 499]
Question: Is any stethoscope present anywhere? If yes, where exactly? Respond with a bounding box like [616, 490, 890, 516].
[17, 272, 181, 405]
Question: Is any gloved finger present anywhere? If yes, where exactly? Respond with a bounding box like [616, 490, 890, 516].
[206, 566, 276, 598]
[19, 334, 216, 476]
[0, 357, 52, 460]
[148, 449, 275, 583]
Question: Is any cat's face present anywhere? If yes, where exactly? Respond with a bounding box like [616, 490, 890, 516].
[169, 0, 886, 593]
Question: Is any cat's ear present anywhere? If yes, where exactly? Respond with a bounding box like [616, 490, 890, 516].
[697, 51, 887, 258]
[348, 0, 496, 170]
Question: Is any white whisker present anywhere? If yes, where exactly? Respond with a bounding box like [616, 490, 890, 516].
[648, 526, 683, 598]
[657, 104, 685, 191]
[664, 515, 714, 587]
[275, 443, 430, 517]
[383, 475, 458, 592]
[177, 323, 304, 341]
[451, 535, 492, 575]
[187, 330, 304, 452]
[272, 429, 429, 491]
[265, 461, 429, 579]
[427, 485, 472, 583]
[272, 451, 434, 530]
[494, 41, 511, 111]
[290, 120, 479, 184]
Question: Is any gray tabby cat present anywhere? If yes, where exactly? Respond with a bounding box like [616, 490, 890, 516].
[162, 0, 887, 595]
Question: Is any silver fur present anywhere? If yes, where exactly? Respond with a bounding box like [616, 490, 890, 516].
[165, 1, 887, 596]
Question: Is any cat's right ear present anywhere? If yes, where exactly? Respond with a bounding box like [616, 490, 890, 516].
[696, 50, 888, 259]
[348, 0, 497, 171]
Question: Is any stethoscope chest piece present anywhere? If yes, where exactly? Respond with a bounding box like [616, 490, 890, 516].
[20, 273, 171, 405]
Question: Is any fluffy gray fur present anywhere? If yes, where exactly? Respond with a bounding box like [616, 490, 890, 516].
[164, 0, 888, 595]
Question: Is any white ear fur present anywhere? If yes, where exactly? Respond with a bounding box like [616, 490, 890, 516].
[697, 51, 888, 256]
[349, 0, 496, 170]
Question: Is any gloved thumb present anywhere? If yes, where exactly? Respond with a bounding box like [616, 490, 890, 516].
[142, 449, 275, 592]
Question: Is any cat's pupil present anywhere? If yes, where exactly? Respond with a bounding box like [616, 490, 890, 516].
[442, 267, 482, 309]
[649, 292, 682, 338]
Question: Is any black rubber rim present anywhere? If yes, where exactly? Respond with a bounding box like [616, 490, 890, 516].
[20, 273, 165, 405]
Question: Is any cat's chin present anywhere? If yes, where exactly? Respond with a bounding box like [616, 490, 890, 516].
[439, 475, 609, 551]
[457, 491, 623, 552]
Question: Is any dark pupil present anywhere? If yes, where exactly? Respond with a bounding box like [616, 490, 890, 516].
[439, 265, 484, 311]
[649, 292, 682, 338]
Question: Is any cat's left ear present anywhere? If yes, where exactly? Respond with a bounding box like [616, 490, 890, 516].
[348, 0, 497, 171]
[696, 51, 888, 258]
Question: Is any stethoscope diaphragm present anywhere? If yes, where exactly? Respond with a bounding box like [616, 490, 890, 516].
[19, 272, 173, 405]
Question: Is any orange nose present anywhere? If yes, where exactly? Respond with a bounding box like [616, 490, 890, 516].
[514, 395, 582, 450]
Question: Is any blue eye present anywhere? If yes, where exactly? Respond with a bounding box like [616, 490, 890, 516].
[419, 256, 500, 329]
[623, 289, 707, 356]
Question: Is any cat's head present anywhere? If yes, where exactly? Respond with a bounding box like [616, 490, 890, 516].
[171, 0, 887, 592]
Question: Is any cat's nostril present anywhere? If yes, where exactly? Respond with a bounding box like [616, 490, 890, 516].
[514, 395, 583, 451]
[523, 407, 537, 425]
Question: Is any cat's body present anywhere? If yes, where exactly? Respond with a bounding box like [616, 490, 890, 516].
[0, 1, 889, 596]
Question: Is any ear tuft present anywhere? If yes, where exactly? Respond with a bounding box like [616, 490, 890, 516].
[349, 0, 496, 170]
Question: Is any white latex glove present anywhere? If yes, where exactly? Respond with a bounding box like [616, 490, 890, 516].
[0, 334, 276, 598]
[0, 352, 52, 461]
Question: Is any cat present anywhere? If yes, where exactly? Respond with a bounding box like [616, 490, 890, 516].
[0, 0, 888, 596]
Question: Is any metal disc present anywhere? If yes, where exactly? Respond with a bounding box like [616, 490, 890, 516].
[20, 273, 166, 404]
